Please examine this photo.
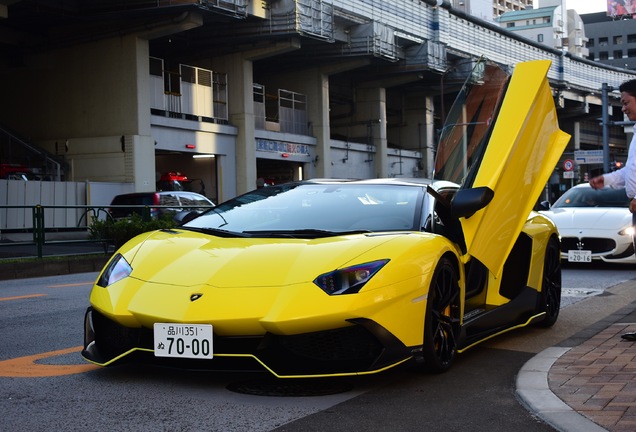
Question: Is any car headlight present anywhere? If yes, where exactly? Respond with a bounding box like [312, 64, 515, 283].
[313, 259, 389, 295]
[619, 226, 635, 236]
[97, 253, 132, 287]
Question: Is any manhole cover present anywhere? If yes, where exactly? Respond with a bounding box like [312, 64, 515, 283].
[226, 378, 353, 397]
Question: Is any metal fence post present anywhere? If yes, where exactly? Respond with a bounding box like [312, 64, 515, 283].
[34, 205, 45, 258]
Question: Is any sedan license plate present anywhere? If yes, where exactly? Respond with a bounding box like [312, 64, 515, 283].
[567, 250, 591, 263]
[153, 323, 213, 359]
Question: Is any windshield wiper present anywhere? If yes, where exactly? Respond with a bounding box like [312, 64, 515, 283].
[242, 229, 371, 239]
[179, 226, 249, 238]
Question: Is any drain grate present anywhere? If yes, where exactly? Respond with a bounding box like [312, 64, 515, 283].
[226, 378, 354, 397]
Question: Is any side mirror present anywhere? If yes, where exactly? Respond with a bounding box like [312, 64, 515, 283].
[174, 210, 200, 225]
[538, 200, 551, 211]
[451, 187, 494, 219]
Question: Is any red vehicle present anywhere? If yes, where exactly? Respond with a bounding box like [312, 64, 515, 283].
[156, 171, 206, 195]
[0, 163, 34, 180]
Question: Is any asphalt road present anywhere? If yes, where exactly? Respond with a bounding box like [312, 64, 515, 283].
[1, 265, 635, 432]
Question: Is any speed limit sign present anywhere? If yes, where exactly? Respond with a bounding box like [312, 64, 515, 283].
[563, 159, 574, 171]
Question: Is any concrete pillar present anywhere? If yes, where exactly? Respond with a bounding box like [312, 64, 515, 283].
[425, 95, 436, 178]
[130, 37, 155, 191]
[356, 87, 388, 177]
[226, 53, 256, 194]
[573, 121, 583, 183]
[294, 69, 331, 178]
[129, 135, 157, 191]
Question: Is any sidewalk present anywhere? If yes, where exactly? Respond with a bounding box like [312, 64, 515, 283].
[517, 294, 636, 432]
[0, 231, 112, 280]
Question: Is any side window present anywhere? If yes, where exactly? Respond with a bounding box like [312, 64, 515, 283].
[194, 197, 213, 207]
[179, 194, 196, 207]
[160, 193, 181, 208]
[179, 193, 211, 210]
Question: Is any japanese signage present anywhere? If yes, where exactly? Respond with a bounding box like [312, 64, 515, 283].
[256, 139, 310, 156]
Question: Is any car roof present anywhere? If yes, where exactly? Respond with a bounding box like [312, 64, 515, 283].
[301, 177, 435, 187]
[110, 191, 213, 204]
[112, 191, 208, 197]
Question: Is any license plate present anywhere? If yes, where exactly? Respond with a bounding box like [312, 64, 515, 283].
[567, 250, 592, 263]
[153, 323, 213, 359]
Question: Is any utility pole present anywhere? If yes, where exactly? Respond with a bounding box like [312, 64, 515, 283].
[601, 83, 612, 173]
[602, 83, 635, 173]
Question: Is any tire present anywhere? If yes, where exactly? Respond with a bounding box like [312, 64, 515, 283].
[535, 237, 562, 328]
[422, 257, 461, 373]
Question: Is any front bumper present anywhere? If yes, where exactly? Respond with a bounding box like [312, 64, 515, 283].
[560, 236, 636, 263]
[82, 307, 414, 378]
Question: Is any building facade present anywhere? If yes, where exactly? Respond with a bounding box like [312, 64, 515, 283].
[496, 3, 588, 56]
[451, 0, 534, 21]
[0, 0, 634, 209]
[583, 12, 636, 70]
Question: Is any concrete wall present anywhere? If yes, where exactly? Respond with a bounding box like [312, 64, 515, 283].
[0, 180, 133, 230]
[1, 36, 157, 192]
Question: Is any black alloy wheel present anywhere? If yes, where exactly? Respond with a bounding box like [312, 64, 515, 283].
[535, 236, 562, 328]
[422, 257, 461, 373]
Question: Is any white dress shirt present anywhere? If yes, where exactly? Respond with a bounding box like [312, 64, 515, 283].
[603, 124, 636, 199]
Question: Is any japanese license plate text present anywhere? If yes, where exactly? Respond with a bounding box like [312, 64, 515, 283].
[153, 323, 213, 359]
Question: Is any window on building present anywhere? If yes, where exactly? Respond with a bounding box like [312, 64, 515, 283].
[507, 22, 515, 28]
[599, 37, 608, 46]
[599, 51, 609, 60]
[544, 17, 551, 24]
[587, 38, 595, 47]
[538, 34, 544, 43]
[614, 50, 623, 59]
[614, 35, 623, 44]
[587, 54, 595, 61]
[149, 57, 163, 77]
[629, 34, 636, 43]
[628, 49, 636, 58]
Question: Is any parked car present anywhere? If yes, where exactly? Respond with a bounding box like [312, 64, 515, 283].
[82, 58, 570, 377]
[0, 163, 35, 180]
[108, 191, 214, 223]
[540, 183, 635, 264]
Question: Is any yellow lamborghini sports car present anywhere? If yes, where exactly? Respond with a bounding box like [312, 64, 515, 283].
[82, 59, 570, 377]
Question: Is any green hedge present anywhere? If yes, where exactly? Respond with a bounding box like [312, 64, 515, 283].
[89, 213, 177, 249]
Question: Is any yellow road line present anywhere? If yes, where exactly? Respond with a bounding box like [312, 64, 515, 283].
[0, 294, 47, 302]
[48, 282, 93, 288]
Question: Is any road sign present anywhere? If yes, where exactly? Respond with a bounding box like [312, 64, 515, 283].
[574, 150, 604, 165]
[563, 171, 575, 179]
[563, 159, 574, 171]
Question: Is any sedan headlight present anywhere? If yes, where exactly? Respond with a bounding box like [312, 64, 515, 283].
[313, 259, 389, 295]
[619, 226, 635, 237]
[97, 253, 132, 287]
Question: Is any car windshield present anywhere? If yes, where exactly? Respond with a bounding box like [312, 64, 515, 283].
[552, 186, 630, 208]
[434, 58, 510, 188]
[183, 183, 424, 236]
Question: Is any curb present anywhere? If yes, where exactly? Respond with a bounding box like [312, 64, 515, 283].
[516, 347, 608, 432]
[0, 255, 111, 281]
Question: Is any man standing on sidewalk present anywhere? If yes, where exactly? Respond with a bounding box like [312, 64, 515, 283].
[589, 79, 636, 340]
[590, 79, 636, 230]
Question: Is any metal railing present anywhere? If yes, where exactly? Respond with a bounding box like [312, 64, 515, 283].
[0, 205, 112, 259]
[0, 204, 213, 259]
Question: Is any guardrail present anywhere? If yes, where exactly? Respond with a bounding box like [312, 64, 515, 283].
[0, 204, 213, 259]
